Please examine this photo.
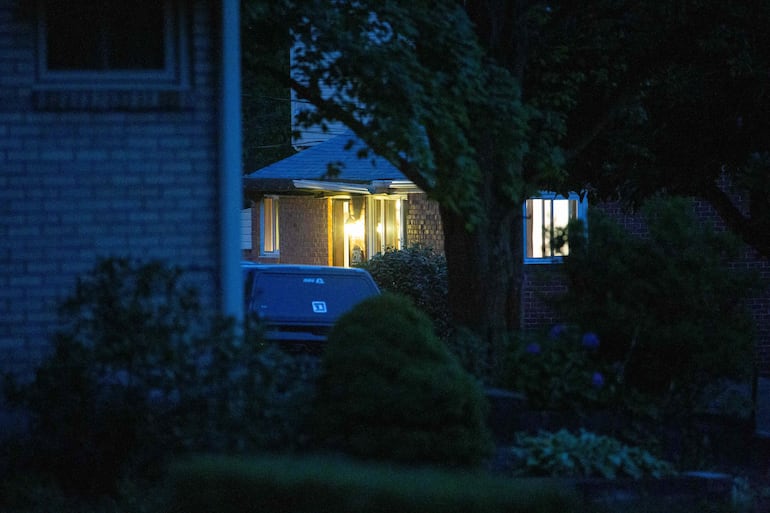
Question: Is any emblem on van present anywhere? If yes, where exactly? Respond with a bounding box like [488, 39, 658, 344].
[312, 301, 327, 313]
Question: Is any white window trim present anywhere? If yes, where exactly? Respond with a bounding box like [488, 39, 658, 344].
[240, 208, 253, 250]
[523, 191, 587, 265]
[366, 195, 406, 258]
[260, 196, 280, 257]
[35, 0, 189, 90]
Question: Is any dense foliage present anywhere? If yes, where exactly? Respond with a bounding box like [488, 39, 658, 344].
[557, 196, 757, 406]
[240, 1, 294, 173]
[504, 327, 615, 413]
[311, 293, 493, 467]
[358, 245, 450, 339]
[243, 0, 770, 373]
[498, 429, 676, 480]
[3, 259, 318, 495]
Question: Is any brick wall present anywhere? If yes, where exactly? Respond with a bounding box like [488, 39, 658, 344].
[405, 193, 444, 252]
[279, 197, 329, 265]
[0, 1, 221, 377]
[243, 196, 330, 265]
[243, 192, 445, 265]
[521, 266, 568, 332]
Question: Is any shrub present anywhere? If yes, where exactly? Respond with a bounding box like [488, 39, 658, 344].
[311, 293, 493, 468]
[444, 326, 493, 383]
[503, 326, 616, 412]
[358, 245, 451, 339]
[169, 454, 581, 513]
[3, 258, 318, 495]
[557, 196, 757, 408]
[499, 429, 676, 479]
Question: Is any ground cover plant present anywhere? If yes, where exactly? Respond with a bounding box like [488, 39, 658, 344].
[497, 429, 677, 480]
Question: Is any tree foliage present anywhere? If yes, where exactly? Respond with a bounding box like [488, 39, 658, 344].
[557, 197, 757, 402]
[557, 2, 770, 256]
[241, 0, 770, 367]
[241, 0, 295, 173]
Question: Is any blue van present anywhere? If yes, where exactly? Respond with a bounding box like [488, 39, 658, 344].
[242, 263, 380, 349]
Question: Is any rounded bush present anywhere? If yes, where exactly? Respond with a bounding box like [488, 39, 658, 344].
[311, 293, 493, 468]
[358, 245, 450, 339]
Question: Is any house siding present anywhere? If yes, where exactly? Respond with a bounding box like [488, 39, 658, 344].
[243, 195, 330, 265]
[242, 192, 444, 265]
[279, 196, 330, 265]
[0, 1, 221, 377]
[405, 193, 444, 253]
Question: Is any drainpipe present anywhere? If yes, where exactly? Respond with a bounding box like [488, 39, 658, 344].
[219, 0, 243, 320]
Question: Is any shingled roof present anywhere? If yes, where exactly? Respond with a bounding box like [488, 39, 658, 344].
[244, 130, 415, 194]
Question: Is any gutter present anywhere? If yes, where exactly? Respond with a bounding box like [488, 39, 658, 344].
[292, 179, 372, 195]
[292, 179, 422, 195]
[219, 0, 243, 320]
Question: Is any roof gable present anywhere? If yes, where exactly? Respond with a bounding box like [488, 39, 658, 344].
[245, 130, 408, 183]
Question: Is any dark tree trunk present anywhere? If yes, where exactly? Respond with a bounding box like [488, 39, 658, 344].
[440, 190, 523, 379]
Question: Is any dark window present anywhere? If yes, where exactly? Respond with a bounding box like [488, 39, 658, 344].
[44, 0, 165, 71]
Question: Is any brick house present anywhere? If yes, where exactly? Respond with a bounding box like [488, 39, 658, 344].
[243, 132, 592, 332]
[244, 131, 769, 351]
[243, 130, 444, 266]
[243, 129, 770, 390]
[0, 0, 244, 378]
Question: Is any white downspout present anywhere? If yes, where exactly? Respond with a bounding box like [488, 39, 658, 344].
[219, 0, 243, 320]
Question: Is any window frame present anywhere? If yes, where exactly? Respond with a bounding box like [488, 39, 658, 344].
[366, 195, 405, 258]
[260, 196, 280, 257]
[331, 195, 406, 267]
[523, 191, 587, 265]
[241, 208, 253, 251]
[34, 0, 189, 90]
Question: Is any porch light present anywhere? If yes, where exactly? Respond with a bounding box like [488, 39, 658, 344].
[345, 216, 365, 240]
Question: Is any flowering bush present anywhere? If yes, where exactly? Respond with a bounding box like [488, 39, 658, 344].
[503, 326, 615, 412]
[557, 196, 756, 405]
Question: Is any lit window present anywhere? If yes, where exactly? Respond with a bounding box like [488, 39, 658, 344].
[369, 197, 404, 256]
[260, 197, 279, 256]
[332, 196, 405, 267]
[524, 193, 587, 263]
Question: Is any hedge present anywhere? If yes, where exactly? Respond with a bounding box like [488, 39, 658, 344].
[168, 454, 581, 513]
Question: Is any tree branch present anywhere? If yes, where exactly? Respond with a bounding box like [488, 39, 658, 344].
[288, 77, 435, 194]
[563, 6, 722, 164]
[702, 182, 770, 258]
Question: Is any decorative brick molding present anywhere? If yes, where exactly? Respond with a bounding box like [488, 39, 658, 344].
[31, 89, 196, 112]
